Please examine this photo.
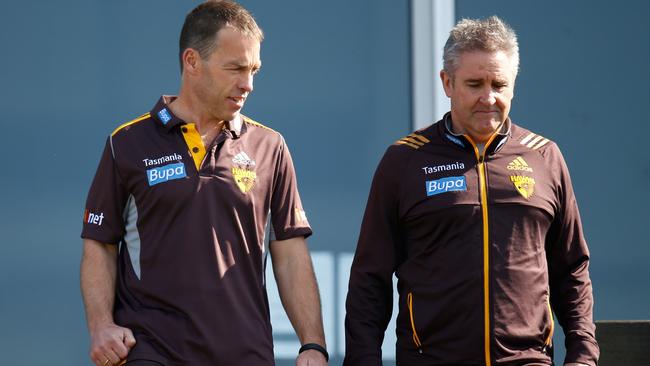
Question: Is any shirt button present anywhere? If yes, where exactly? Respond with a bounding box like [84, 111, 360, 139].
[181, 127, 188, 133]
[192, 147, 200, 153]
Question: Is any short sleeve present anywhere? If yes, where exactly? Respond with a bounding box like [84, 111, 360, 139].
[269, 137, 312, 241]
[80, 137, 129, 245]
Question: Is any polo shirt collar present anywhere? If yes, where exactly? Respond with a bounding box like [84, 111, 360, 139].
[150, 95, 243, 137]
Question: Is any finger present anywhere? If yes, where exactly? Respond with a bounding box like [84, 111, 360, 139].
[90, 349, 104, 365]
[96, 355, 112, 366]
[105, 348, 122, 365]
[122, 328, 137, 349]
[108, 336, 129, 359]
[91, 348, 113, 366]
[92, 355, 105, 366]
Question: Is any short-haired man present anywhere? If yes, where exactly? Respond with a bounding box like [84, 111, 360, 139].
[344, 16, 598, 366]
[80, 1, 328, 365]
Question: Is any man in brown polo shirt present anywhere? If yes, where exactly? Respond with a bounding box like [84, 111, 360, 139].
[344, 17, 598, 365]
[80, 1, 327, 365]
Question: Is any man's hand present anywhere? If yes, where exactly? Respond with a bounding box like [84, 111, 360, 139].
[82, 239, 130, 365]
[296, 349, 328, 366]
[89, 323, 136, 366]
[565, 364, 589, 366]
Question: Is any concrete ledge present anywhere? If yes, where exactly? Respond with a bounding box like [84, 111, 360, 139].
[595, 320, 650, 366]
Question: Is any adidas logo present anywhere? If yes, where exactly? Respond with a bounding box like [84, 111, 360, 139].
[507, 156, 533, 172]
[232, 151, 256, 167]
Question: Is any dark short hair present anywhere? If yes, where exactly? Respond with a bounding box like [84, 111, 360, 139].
[178, 0, 264, 73]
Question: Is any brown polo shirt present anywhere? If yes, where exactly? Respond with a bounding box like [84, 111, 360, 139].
[82, 96, 311, 365]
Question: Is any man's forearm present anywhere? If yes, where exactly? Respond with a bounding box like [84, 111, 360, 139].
[271, 237, 326, 346]
[80, 238, 118, 331]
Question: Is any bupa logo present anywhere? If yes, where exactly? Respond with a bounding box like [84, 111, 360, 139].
[147, 162, 186, 186]
[425, 176, 467, 196]
[158, 108, 172, 125]
[84, 209, 105, 226]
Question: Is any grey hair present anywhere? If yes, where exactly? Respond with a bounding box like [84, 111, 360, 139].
[443, 16, 519, 77]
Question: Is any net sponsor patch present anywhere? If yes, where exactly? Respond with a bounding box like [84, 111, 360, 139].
[147, 162, 186, 186]
[84, 209, 104, 226]
[426, 176, 467, 196]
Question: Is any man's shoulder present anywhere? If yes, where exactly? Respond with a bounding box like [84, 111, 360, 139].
[240, 114, 290, 148]
[241, 115, 280, 135]
[390, 122, 439, 153]
[110, 112, 154, 139]
[510, 122, 558, 154]
[374, 123, 441, 176]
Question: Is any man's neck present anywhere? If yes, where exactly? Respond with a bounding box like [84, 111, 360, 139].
[168, 92, 227, 149]
[446, 116, 507, 149]
[168, 92, 226, 134]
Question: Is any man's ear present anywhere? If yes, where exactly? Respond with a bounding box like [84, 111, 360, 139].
[440, 70, 453, 97]
[182, 48, 201, 75]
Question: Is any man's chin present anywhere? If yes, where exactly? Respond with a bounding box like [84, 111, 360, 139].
[220, 111, 240, 122]
[474, 120, 501, 133]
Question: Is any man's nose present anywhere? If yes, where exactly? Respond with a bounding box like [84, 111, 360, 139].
[239, 72, 254, 93]
[479, 88, 497, 104]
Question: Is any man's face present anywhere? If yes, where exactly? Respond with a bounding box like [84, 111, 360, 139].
[194, 26, 261, 122]
[440, 50, 516, 144]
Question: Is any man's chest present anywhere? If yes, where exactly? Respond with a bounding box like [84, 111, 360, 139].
[399, 148, 558, 220]
[114, 133, 278, 209]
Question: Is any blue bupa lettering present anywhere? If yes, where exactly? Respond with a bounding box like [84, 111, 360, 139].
[158, 108, 172, 124]
[147, 162, 186, 186]
[425, 176, 467, 196]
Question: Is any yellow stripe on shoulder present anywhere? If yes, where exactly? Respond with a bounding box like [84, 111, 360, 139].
[402, 137, 424, 146]
[242, 115, 277, 133]
[396, 139, 421, 149]
[111, 113, 151, 136]
[409, 133, 430, 144]
[395, 132, 430, 149]
[520, 132, 551, 150]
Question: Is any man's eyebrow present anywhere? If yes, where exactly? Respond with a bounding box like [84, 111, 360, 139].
[224, 61, 261, 68]
[224, 61, 247, 67]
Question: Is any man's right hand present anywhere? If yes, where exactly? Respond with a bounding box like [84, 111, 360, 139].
[89, 323, 136, 366]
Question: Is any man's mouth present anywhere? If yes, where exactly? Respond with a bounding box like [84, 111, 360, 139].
[228, 96, 246, 107]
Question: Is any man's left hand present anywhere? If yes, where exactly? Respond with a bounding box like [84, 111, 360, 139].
[296, 349, 328, 366]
